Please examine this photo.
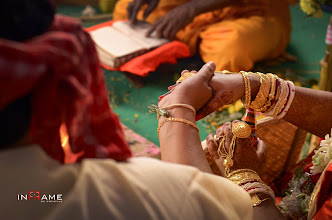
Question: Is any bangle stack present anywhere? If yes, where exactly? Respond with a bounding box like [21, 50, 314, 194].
[239, 71, 296, 119]
[227, 169, 276, 207]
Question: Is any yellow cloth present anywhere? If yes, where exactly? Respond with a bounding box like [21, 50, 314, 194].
[0, 145, 252, 220]
[114, 0, 292, 71]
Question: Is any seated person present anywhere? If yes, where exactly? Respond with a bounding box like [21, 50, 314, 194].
[113, 0, 294, 71]
[0, 1, 252, 219]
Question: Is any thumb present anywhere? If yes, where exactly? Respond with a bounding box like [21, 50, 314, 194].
[197, 61, 216, 81]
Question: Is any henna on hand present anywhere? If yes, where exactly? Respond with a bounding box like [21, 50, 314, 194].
[197, 91, 234, 119]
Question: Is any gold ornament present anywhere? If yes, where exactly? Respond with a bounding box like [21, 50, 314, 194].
[232, 121, 252, 138]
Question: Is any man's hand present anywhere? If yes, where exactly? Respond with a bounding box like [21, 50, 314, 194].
[146, 3, 196, 39]
[127, 0, 160, 24]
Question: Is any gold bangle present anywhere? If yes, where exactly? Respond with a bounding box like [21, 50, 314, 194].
[250, 73, 271, 111]
[157, 117, 199, 136]
[163, 104, 196, 114]
[255, 73, 278, 112]
[240, 71, 251, 108]
[265, 78, 289, 116]
[234, 178, 264, 186]
[251, 193, 270, 207]
[263, 81, 281, 113]
[267, 73, 277, 101]
[150, 103, 196, 119]
[227, 169, 262, 183]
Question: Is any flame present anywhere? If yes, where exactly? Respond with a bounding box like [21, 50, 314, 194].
[59, 123, 83, 163]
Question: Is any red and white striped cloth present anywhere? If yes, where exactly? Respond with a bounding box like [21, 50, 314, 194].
[0, 15, 132, 163]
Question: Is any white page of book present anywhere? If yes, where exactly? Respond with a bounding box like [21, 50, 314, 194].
[90, 26, 145, 57]
[113, 21, 169, 49]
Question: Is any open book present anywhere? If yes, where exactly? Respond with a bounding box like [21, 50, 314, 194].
[89, 21, 170, 68]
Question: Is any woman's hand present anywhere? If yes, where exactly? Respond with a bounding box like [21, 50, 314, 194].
[158, 61, 216, 111]
[206, 120, 266, 176]
[158, 62, 216, 174]
[127, 0, 160, 24]
[197, 73, 261, 119]
[146, 3, 196, 39]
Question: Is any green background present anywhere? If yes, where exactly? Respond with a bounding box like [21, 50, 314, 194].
[57, 4, 330, 146]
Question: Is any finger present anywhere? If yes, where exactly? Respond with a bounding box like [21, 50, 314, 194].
[169, 28, 179, 40]
[222, 122, 233, 152]
[231, 120, 240, 126]
[190, 70, 197, 73]
[143, 1, 159, 19]
[206, 133, 219, 160]
[127, 2, 134, 20]
[216, 125, 224, 138]
[130, 0, 143, 24]
[163, 23, 175, 40]
[154, 20, 168, 38]
[256, 138, 267, 164]
[146, 19, 162, 37]
[196, 62, 216, 81]
[181, 70, 189, 75]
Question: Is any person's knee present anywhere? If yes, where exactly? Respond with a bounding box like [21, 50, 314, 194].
[199, 31, 254, 72]
[113, 0, 131, 20]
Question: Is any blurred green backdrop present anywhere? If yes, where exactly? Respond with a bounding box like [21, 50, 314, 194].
[57, 4, 330, 146]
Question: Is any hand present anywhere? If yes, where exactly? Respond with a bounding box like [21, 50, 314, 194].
[146, 3, 196, 39]
[127, 0, 160, 24]
[205, 120, 266, 176]
[197, 73, 261, 120]
[158, 62, 216, 111]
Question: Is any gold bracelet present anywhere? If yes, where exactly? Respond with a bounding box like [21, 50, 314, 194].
[263, 80, 281, 113]
[163, 104, 196, 114]
[149, 103, 196, 119]
[157, 117, 199, 136]
[250, 73, 271, 110]
[235, 178, 264, 186]
[251, 193, 270, 207]
[267, 73, 277, 102]
[240, 71, 251, 108]
[255, 73, 276, 112]
[227, 169, 262, 183]
[264, 78, 289, 116]
[157, 103, 196, 119]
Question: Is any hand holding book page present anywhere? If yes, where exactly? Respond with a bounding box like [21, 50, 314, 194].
[89, 20, 169, 67]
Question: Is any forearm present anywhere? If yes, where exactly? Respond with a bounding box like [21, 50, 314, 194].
[159, 108, 213, 173]
[190, 0, 242, 15]
[283, 86, 332, 138]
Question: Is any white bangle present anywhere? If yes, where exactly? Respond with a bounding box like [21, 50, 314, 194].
[275, 81, 295, 119]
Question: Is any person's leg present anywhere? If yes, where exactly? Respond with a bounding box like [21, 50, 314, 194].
[113, 0, 189, 24]
[198, 15, 290, 72]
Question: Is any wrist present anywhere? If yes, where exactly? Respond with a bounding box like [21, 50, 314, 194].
[158, 107, 196, 122]
[249, 74, 260, 100]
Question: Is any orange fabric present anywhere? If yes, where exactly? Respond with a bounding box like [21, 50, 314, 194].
[86, 21, 191, 77]
[113, 0, 291, 71]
